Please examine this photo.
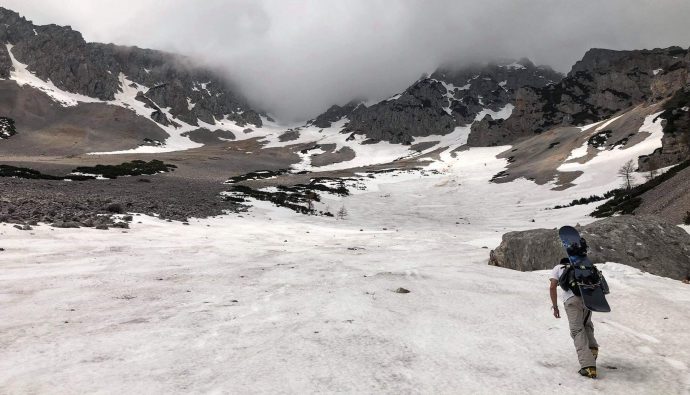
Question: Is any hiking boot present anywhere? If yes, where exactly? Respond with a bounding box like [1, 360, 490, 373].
[590, 347, 599, 360]
[579, 366, 597, 379]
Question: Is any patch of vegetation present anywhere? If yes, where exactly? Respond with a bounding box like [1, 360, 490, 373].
[224, 185, 333, 216]
[553, 190, 617, 209]
[72, 160, 176, 179]
[609, 134, 635, 149]
[588, 130, 612, 149]
[1, 160, 176, 181]
[591, 159, 690, 217]
[278, 178, 350, 196]
[0, 165, 65, 180]
[223, 176, 355, 216]
[684, 211, 690, 225]
[224, 169, 289, 184]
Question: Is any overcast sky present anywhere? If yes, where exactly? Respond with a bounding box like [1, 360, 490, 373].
[4, 0, 690, 121]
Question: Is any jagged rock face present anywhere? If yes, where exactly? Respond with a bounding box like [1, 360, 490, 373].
[488, 215, 690, 281]
[11, 24, 121, 101]
[337, 59, 562, 144]
[310, 102, 358, 128]
[0, 7, 262, 128]
[433, 58, 562, 121]
[0, 44, 12, 79]
[471, 47, 690, 147]
[639, 87, 690, 171]
[344, 79, 457, 144]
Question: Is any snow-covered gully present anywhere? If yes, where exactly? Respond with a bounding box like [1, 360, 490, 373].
[2, 143, 689, 394]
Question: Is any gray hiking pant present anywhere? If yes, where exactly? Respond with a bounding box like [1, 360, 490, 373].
[564, 296, 599, 368]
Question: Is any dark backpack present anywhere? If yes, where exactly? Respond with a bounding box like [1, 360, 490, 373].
[558, 261, 581, 296]
[558, 258, 610, 296]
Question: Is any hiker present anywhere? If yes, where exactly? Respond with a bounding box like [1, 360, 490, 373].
[550, 257, 599, 378]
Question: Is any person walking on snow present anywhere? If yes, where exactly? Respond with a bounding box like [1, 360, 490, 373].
[550, 258, 599, 378]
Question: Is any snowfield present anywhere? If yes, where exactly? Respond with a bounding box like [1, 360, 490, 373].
[2, 143, 689, 394]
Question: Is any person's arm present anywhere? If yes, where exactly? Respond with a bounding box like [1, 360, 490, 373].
[549, 279, 560, 318]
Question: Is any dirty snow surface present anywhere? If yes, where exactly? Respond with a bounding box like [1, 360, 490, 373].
[2, 147, 689, 394]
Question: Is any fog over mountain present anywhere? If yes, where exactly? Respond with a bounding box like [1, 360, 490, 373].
[4, 0, 690, 122]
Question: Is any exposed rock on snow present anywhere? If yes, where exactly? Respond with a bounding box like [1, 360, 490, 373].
[310, 101, 359, 128]
[489, 215, 690, 281]
[0, 7, 262, 128]
[316, 60, 560, 145]
[470, 46, 690, 147]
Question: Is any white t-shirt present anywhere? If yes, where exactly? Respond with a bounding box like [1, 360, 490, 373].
[550, 264, 576, 303]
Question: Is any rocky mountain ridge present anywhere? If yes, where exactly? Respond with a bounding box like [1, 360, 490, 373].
[0, 7, 262, 128]
[309, 59, 562, 144]
[469, 46, 690, 147]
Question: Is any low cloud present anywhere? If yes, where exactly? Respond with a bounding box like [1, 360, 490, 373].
[6, 0, 690, 122]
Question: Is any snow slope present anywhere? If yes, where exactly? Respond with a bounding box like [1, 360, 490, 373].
[558, 112, 665, 191]
[2, 142, 688, 394]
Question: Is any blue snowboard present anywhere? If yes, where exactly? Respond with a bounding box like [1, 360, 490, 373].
[558, 226, 611, 313]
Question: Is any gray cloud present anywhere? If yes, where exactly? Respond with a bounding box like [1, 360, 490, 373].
[4, 0, 690, 122]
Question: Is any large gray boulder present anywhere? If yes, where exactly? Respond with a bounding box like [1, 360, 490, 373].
[489, 215, 690, 281]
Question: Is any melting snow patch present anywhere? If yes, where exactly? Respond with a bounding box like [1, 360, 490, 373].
[558, 111, 664, 191]
[652, 68, 663, 75]
[475, 104, 514, 121]
[565, 140, 589, 161]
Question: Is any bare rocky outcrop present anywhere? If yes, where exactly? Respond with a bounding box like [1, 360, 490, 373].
[310, 101, 359, 128]
[470, 46, 690, 147]
[310, 146, 356, 167]
[316, 59, 561, 144]
[0, 43, 13, 79]
[180, 129, 236, 144]
[344, 79, 457, 144]
[638, 87, 690, 171]
[489, 215, 690, 281]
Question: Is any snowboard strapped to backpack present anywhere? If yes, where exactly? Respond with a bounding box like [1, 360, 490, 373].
[558, 226, 611, 312]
